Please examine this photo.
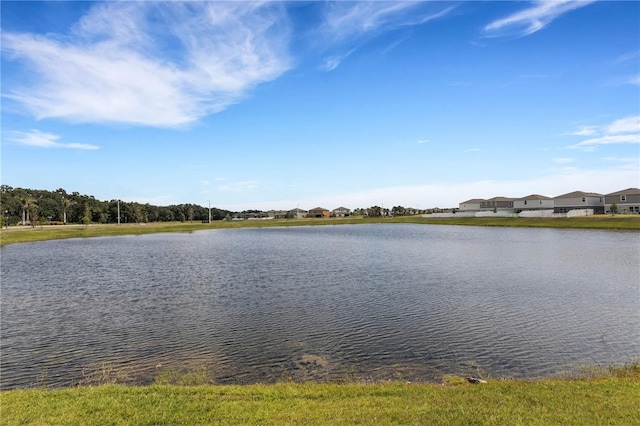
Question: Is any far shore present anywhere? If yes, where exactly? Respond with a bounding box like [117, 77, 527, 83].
[1, 214, 639, 246]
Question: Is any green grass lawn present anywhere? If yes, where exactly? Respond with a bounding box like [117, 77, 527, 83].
[2, 215, 639, 246]
[2, 377, 639, 425]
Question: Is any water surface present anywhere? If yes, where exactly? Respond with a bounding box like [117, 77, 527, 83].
[2, 224, 638, 388]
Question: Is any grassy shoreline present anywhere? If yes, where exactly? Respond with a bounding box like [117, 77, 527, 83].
[2, 214, 639, 246]
[3, 376, 639, 425]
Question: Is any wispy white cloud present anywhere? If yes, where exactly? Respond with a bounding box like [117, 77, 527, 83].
[319, 2, 454, 70]
[7, 129, 99, 150]
[563, 125, 598, 136]
[608, 74, 640, 87]
[1, 2, 291, 127]
[609, 50, 640, 86]
[322, 49, 356, 72]
[568, 115, 640, 150]
[569, 115, 640, 151]
[416, 139, 430, 145]
[607, 116, 640, 134]
[484, 0, 596, 37]
[321, 2, 454, 42]
[614, 50, 640, 65]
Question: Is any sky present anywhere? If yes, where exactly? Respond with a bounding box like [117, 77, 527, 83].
[1, 0, 639, 212]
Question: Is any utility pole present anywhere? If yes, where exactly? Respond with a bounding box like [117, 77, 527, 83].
[117, 200, 121, 225]
[208, 200, 212, 224]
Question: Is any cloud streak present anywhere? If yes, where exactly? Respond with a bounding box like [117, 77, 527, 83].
[318, 2, 454, 70]
[7, 129, 99, 150]
[568, 115, 640, 150]
[1, 2, 291, 127]
[484, 0, 596, 37]
[321, 2, 454, 42]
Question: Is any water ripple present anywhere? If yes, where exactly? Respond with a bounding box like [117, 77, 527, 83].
[2, 225, 639, 388]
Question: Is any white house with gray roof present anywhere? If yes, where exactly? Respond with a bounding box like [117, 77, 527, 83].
[331, 207, 351, 217]
[458, 199, 485, 212]
[553, 191, 604, 214]
[514, 194, 554, 212]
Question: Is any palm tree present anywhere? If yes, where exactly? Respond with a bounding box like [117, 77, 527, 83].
[19, 195, 37, 226]
[61, 197, 75, 224]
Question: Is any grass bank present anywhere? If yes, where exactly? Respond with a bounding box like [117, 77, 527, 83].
[1, 215, 639, 246]
[3, 375, 639, 425]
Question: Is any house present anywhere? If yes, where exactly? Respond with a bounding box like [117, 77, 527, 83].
[288, 208, 308, 219]
[480, 197, 515, 212]
[604, 188, 640, 214]
[514, 194, 554, 212]
[308, 207, 330, 218]
[233, 211, 266, 219]
[331, 207, 351, 217]
[267, 210, 288, 219]
[553, 191, 604, 214]
[459, 199, 485, 212]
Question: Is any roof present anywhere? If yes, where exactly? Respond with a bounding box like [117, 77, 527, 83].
[517, 194, 552, 200]
[605, 188, 640, 196]
[554, 191, 603, 199]
[332, 207, 350, 211]
[309, 207, 329, 211]
[486, 196, 516, 202]
[460, 199, 485, 204]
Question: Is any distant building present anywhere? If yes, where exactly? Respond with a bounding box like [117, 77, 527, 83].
[604, 188, 640, 214]
[553, 191, 604, 214]
[459, 199, 485, 212]
[480, 197, 515, 212]
[288, 208, 307, 219]
[308, 207, 330, 218]
[331, 207, 351, 217]
[233, 211, 266, 219]
[267, 210, 288, 219]
[514, 194, 554, 212]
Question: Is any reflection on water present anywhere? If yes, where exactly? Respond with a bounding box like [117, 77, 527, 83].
[1, 224, 639, 388]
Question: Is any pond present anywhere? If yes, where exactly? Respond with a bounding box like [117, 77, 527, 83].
[1, 224, 638, 388]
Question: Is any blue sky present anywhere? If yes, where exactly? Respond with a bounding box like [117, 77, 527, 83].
[2, 1, 639, 211]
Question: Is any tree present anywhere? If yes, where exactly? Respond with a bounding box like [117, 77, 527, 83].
[133, 205, 145, 224]
[392, 206, 407, 216]
[610, 202, 618, 215]
[26, 198, 39, 228]
[367, 206, 382, 217]
[38, 197, 61, 222]
[0, 186, 232, 225]
[19, 195, 37, 225]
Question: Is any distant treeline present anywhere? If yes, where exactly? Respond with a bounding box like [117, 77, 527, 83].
[0, 185, 232, 226]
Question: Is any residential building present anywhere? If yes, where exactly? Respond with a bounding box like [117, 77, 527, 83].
[459, 199, 485, 212]
[308, 207, 330, 218]
[233, 211, 267, 219]
[288, 208, 307, 219]
[553, 191, 604, 214]
[604, 188, 640, 214]
[514, 194, 554, 212]
[267, 210, 288, 219]
[480, 197, 515, 212]
[331, 207, 351, 217]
